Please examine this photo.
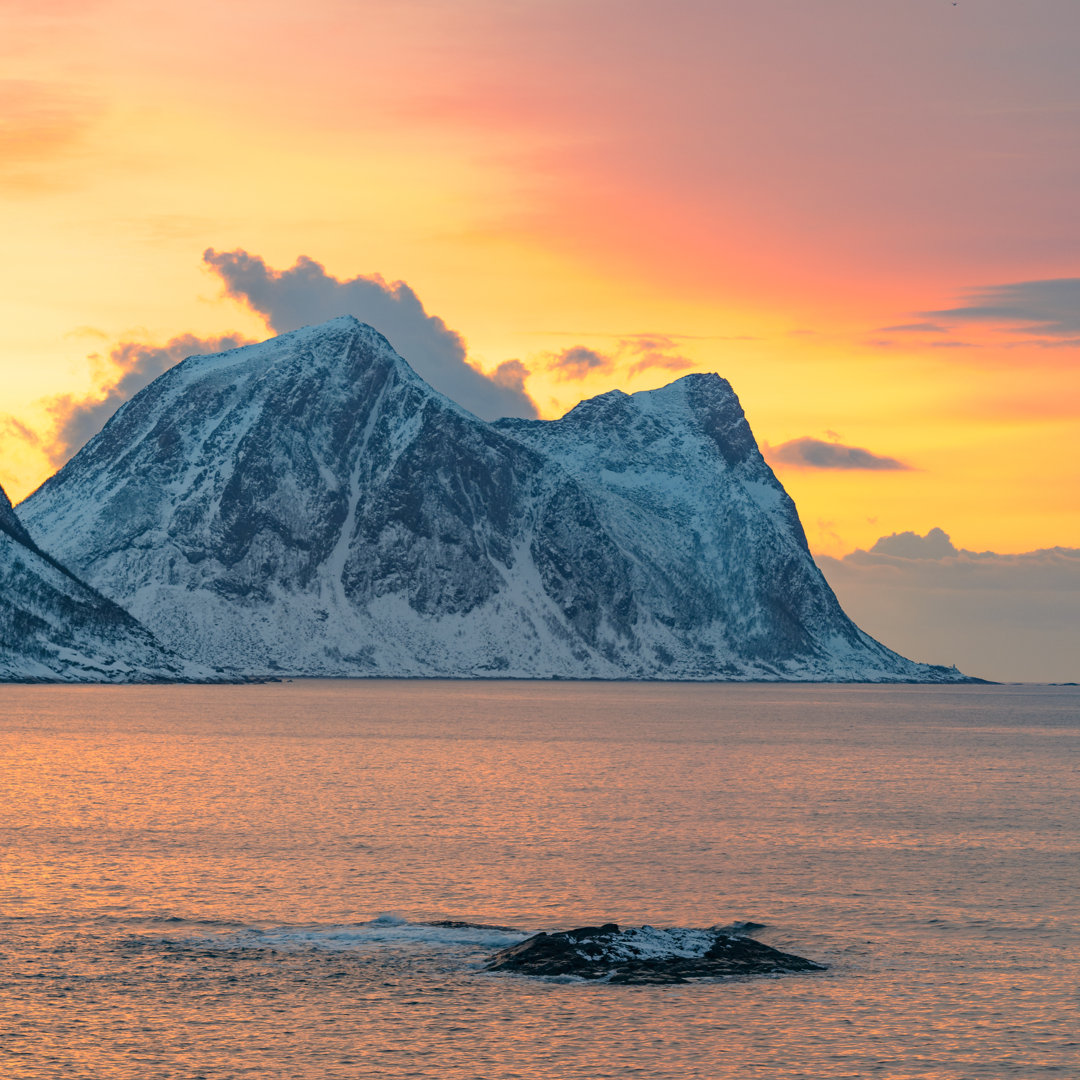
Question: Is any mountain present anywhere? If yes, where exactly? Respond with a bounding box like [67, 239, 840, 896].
[20, 316, 966, 681]
[0, 481, 196, 682]
[0, 481, 36, 548]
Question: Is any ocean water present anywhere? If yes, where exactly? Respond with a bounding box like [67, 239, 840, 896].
[0, 681, 1076, 1079]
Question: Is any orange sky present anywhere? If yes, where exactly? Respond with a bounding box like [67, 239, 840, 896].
[2, 0, 1078, 558]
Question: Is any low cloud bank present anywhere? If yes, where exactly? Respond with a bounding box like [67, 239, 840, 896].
[869, 527, 956, 558]
[818, 529, 1080, 683]
[204, 248, 537, 421]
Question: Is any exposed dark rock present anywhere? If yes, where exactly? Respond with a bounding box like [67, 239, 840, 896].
[20, 315, 971, 681]
[0, 482, 37, 550]
[0, 480, 202, 682]
[483, 922, 826, 984]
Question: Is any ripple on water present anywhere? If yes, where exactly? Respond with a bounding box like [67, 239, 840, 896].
[0, 681, 1077, 1078]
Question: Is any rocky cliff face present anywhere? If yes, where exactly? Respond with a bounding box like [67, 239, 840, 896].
[20, 316, 966, 681]
[495, 374, 861, 672]
[0, 482, 194, 682]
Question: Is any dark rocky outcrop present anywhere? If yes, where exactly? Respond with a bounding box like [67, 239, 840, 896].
[483, 923, 825, 984]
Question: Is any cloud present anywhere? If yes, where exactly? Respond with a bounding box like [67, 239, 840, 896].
[869, 527, 957, 559]
[622, 335, 695, 378]
[1019, 336, 1080, 350]
[924, 278, 1080, 338]
[489, 358, 530, 395]
[1, 415, 42, 449]
[203, 249, 537, 421]
[766, 436, 912, 471]
[544, 335, 695, 382]
[548, 346, 611, 380]
[44, 333, 250, 466]
[877, 322, 948, 333]
[817, 529, 1080, 683]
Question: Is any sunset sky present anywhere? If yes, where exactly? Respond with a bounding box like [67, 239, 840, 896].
[3, 0, 1078, 674]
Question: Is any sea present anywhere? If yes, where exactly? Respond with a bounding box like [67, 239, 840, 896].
[1, 681, 1076, 1079]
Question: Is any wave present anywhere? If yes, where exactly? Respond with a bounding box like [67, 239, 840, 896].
[193, 915, 530, 953]
[125, 915, 776, 961]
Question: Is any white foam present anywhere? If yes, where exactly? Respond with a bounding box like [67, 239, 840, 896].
[571, 926, 721, 962]
[204, 916, 528, 953]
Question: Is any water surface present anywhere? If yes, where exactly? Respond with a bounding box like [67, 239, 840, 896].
[1, 681, 1077, 1078]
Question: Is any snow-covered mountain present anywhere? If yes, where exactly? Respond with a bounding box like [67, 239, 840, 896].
[0, 481, 195, 681]
[20, 316, 966, 681]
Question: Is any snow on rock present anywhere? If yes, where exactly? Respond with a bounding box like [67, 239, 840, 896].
[20, 315, 969, 681]
[482, 922, 826, 983]
[0, 481, 204, 682]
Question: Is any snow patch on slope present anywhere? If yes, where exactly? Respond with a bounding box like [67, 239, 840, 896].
[20, 317, 968, 682]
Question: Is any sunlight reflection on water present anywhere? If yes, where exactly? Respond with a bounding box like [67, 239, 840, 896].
[1, 681, 1077, 1078]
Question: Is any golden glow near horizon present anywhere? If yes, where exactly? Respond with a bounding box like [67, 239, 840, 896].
[3, 0, 1078, 559]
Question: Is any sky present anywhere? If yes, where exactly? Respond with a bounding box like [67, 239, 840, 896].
[2, 0, 1077, 679]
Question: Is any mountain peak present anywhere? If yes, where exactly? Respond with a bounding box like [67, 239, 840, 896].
[667, 370, 733, 391]
[500, 368, 759, 473]
[175, 313, 409, 383]
[20, 322, 967, 683]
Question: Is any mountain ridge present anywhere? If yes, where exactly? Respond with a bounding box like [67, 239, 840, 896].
[20, 316, 969, 682]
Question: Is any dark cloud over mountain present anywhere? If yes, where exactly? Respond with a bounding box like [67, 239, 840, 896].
[203, 249, 537, 421]
[44, 334, 250, 467]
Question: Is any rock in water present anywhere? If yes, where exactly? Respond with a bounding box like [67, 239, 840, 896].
[21, 315, 969, 680]
[483, 923, 826, 984]
[0, 481, 197, 681]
